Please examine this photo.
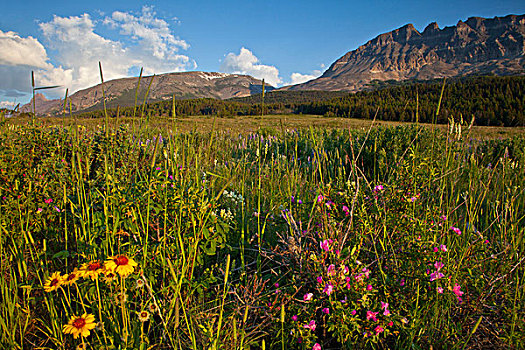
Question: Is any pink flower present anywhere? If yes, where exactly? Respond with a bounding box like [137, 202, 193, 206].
[434, 261, 444, 270]
[343, 265, 349, 275]
[430, 271, 444, 282]
[381, 301, 390, 316]
[400, 278, 405, 287]
[433, 247, 439, 253]
[54, 206, 61, 212]
[362, 267, 370, 278]
[366, 311, 378, 322]
[44, 198, 53, 204]
[303, 293, 313, 301]
[320, 239, 330, 252]
[440, 244, 447, 252]
[373, 185, 384, 193]
[374, 325, 384, 334]
[366, 284, 373, 291]
[351, 310, 357, 315]
[342, 205, 350, 216]
[327, 264, 336, 276]
[322, 308, 330, 314]
[323, 283, 334, 296]
[450, 226, 462, 235]
[313, 343, 321, 350]
[317, 194, 324, 203]
[437, 287, 444, 293]
[452, 283, 464, 302]
[304, 320, 316, 331]
[292, 315, 298, 321]
[274, 282, 279, 288]
[316, 276, 323, 284]
[37, 208, 43, 213]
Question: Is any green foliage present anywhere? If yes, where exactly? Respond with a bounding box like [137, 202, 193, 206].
[0, 118, 524, 349]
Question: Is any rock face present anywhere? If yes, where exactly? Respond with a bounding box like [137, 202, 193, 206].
[22, 71, 272, 115]
[287, 14, 525, 91]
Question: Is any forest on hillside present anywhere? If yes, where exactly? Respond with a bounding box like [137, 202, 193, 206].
[71, 76, 525, 127]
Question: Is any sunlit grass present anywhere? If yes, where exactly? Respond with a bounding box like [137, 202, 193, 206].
[0, 112, 523, 349]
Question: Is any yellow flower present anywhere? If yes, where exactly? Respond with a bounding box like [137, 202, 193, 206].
[62, 268, 81, 286]
[114, 292, 128, 305]
[105, 255, 138, 277]
[137, 310, 150, 322]
[135, 278, 145, 289]
[148, 303, 159, 314]
[102, 271, 118, 284]
[79, 261, 105, 280]
[62, 313, 96, 339]
[43, 272, 63, 292]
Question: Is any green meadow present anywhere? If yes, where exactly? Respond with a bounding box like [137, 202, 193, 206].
[0, 111, 524, 349]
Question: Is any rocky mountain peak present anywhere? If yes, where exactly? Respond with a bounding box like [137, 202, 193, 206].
[285, 14, 525, 92]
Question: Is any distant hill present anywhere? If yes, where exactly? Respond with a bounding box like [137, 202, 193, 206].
[21, 71, 274, 116]
[286, 14, 525, 91]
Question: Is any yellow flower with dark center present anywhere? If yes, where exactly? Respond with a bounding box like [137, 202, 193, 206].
[62, 313, 96, 339]
[148, 303, 159, 314]
[105, 255, 138, 277]
[44, 272, 63, 292]
[114, 292, 128, 305]
[138, 310, 150, 322]
[62, 268, 80, 286]
[79, 261, 105, 280]
[103, 271, 118, 284]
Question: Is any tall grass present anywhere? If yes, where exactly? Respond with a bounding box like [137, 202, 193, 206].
[0, 108, 523, 349]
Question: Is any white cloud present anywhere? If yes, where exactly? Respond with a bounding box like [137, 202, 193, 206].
[220, 47, 281, 87]
[0, 100, 17, 108]
[287, 69, 322, 86]
[104, 6, 189, 59]
[0, 30, 51, 68]
[0, 7, 196, 102]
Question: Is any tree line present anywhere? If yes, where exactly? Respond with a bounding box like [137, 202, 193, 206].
[73, 76, 525, 127]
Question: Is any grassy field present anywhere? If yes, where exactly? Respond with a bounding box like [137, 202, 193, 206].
[7, 113, 525, 138]
[0, 114, 524, 349]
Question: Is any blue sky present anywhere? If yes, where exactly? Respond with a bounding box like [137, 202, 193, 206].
[1, 0, 524, 107]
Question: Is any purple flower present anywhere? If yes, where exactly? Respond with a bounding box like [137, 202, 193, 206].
[292, 315, 298, 321]
[322, 307, 330, 314]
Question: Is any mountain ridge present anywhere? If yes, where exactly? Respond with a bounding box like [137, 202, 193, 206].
[21, 71, 273, 116]
[285, 14, 525, 92]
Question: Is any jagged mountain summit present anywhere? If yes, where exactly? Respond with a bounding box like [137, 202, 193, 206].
[286, 14, 525, 92]
[21, 71, 273, 116]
